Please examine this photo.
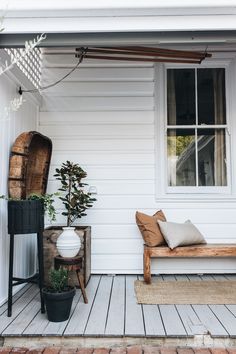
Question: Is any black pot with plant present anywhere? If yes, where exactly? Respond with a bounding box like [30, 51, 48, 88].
[43, 268, 75, 322]
[1, 193, 57, 234]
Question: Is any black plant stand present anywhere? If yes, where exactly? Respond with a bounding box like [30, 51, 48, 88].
[7, 200, 45, 317]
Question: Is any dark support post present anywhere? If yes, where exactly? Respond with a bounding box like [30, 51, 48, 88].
[37, 232, 45, 313]
[8, 234, 14, 317]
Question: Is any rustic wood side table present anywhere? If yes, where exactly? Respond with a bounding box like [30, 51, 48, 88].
[54, 255, 88, 304]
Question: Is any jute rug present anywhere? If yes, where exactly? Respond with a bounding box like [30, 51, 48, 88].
[134, 280, 236, 304]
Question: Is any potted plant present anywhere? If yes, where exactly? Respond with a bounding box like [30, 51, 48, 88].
[53, 160, 96, 258]
[1, 193, 57, 234]
[43, 268, 75, 322]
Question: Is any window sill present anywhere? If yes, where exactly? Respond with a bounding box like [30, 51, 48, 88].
[155, 194, 236, 204]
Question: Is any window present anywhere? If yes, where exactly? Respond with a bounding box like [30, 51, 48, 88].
[165, 67, 229, 193]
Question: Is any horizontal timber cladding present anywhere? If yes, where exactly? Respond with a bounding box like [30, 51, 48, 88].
[0, 65, 38, 305]
[39, 53, 236, 274]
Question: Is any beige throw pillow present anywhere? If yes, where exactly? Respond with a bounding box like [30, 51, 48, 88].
[136, 210, 167, 247]
[157, 220, 206, 250]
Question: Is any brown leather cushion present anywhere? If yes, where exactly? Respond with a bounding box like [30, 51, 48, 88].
[136, 210, 167, 247]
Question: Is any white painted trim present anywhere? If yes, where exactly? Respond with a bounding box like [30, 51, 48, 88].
[155, 59, 236, 202]
[4, 15, 236, 34]
[4, 1, 236, 13]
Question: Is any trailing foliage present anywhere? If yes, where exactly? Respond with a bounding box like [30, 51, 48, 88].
[28, 193, 59, 222]
[54, 161, 96, 227]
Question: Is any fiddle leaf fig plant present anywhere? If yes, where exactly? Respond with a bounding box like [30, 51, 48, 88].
[54, 161, 96, 227]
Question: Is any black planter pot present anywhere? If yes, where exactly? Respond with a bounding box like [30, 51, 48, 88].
[43, 287, 76, 322]
[8, 199, 44, 234]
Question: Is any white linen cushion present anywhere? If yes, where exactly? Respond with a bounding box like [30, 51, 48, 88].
[157, 220, 206, 249]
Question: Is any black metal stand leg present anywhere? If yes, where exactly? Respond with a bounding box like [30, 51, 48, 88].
[8, 234, 14, 317]
[37, 232, 45, 314]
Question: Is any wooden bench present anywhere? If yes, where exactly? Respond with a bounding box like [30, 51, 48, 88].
[143, 243, 236, 284]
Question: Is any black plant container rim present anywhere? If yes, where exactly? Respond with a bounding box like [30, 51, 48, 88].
[42, 286, 76, 299]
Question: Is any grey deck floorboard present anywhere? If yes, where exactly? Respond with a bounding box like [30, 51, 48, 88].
[187, 275, 202, 281]
[23, 308, 50, 335]
[176, 305, 207, 336]
[1, 274, 236, 338]
[105, 275, 125, 336]
[192, 305, 229, 337]
[3, 293, 40, 335]
[125, 275, 145, 336]
[162, 275, 176, 281]
[142, 305, 165, 336]
[64, 275, 100, 335]
[159, 305, 187, 336]
[209, 305, 236, 337]
[85, 275, 113, 336]
[0, 285, 39, 333]
[175, 275, 189, 281]
[0, 284, 32, 316]
[200, 275, 215, 281]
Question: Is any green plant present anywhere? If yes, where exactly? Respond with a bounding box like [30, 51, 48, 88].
[54, 160, 96, 227]
[28, 193, 59, 222]
[48, 268, 69, 292]
[0, 193, 58, 223]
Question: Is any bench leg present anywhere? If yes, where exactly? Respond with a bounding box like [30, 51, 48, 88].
[143, 247, 151, 284]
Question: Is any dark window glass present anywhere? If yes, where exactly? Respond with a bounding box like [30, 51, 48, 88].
[167, 69, 195, 125]
[197, 68, 226, 125]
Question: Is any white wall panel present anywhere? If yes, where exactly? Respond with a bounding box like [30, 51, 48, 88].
[40, 111, 154, 125]
[0, 63, 38, 305]
[40, 124, 154, 138]
[41, 67, 154, 83]
[41, 96, 154, 112]
[44, 81, 154, 96]
[40, 52, 236, 274]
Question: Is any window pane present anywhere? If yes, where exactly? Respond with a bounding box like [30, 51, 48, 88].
[197, 129, 227, 186]
[167, 129, 196, 186]
[167, 69, 196, 125]
[198, 68, 226, 125]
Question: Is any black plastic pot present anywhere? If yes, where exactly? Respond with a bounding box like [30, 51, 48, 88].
[8, 199, 44, 234]
[43, 287, 76, 322]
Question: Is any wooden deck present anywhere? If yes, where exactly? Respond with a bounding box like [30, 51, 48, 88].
[1, 274, 236, 338]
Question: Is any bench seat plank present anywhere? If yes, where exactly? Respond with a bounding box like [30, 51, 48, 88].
[144, 243, 236, 284]
[147, 244, 236, 258]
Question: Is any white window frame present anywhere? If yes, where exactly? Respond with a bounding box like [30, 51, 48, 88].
[155, 60, 236, 201]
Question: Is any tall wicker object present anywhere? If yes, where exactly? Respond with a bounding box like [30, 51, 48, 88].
[8, 131, 52, 199]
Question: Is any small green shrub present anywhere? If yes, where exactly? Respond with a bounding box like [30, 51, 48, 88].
[48, 268, 69, 292]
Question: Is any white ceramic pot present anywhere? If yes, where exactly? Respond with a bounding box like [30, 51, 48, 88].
[56, 227, 81, 258]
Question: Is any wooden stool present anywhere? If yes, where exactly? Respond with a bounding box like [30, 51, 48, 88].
[54, 255, 88, 304]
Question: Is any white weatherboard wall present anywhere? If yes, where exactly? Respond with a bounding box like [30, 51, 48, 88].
[0, 54, 38, 304]
[40, 51, 236, 274]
